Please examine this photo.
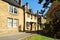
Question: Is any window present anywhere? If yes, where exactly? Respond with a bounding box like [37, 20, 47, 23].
[14, 7, 17, 14]
[9, 5, 18, 14]
[8, 18, 13, 28]
[8, 18, 18, 28]
[13, 19, 18, 28]
[9, 5, 13, 13]
[26, 22, 30, 27]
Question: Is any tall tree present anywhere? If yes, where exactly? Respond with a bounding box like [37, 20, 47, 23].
[38, 0, 56, 16]
[38, 0, 56, 8]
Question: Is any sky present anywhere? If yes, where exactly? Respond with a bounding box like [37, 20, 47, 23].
[22, 0, 52, 16]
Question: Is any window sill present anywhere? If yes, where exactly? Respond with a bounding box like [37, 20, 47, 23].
[9, 12, 18, 16]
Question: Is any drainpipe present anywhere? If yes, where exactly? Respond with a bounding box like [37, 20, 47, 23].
[23, 2, 29, 32]
[23, 10, 25, 32]
[23, 6, 25, 32]
[37, 10, 39, 31]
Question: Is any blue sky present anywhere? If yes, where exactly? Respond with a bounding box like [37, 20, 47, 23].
[22, 0, 44, 12]
[22, 0, 52, 15]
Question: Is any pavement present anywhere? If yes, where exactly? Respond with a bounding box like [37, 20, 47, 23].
[0, 32, 32, 40]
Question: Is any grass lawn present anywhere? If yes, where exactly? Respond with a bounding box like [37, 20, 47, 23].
[22, 34, 54, 40]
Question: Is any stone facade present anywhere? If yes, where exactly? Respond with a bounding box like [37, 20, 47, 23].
[40, 17, 46, 30]
[0, 0, 24, 34]
[25, 12, 37, 31]
[0, 0, 41, 34]
[23, 3, 38, 32]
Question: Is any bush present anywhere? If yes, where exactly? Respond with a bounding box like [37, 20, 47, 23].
[43, 21, 51, 33]
[44, 21, 51, 30]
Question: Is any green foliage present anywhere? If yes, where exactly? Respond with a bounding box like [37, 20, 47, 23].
[52, 19, 60, 24]
[23, 34, 54, 40]
[44, 21, 50, 25]
[44, 21, 51, 30]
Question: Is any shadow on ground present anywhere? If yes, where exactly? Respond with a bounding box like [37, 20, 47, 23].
[25, 30, 60, 39]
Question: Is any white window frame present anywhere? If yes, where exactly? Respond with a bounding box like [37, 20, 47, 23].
[8, 18, 18, 28]
[26, 22, 30, 27]
[8, 18, 13, 28]
[8, 5, 18, 14]
[8, 5, 13, 13]
[13, 6, 18, 14]
[13, 19, 18, 28]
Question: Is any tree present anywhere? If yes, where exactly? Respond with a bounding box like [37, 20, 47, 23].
[38, 0, 43, 4]
[38, 0, 56, 16]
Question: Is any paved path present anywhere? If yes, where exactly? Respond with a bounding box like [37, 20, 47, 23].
[0, 32, 32, 40]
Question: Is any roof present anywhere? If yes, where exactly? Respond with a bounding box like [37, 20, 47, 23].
[2, 0, 20, 8]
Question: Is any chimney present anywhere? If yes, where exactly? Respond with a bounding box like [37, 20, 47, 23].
[25, 2, 29, 9]
[19, 0, 22, 6]
[26, 2, 28, 6]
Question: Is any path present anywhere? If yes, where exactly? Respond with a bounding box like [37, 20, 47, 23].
[0, 32, 32, 40]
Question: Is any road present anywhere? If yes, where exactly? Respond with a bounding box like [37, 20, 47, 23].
[0, 33, 32, 40]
